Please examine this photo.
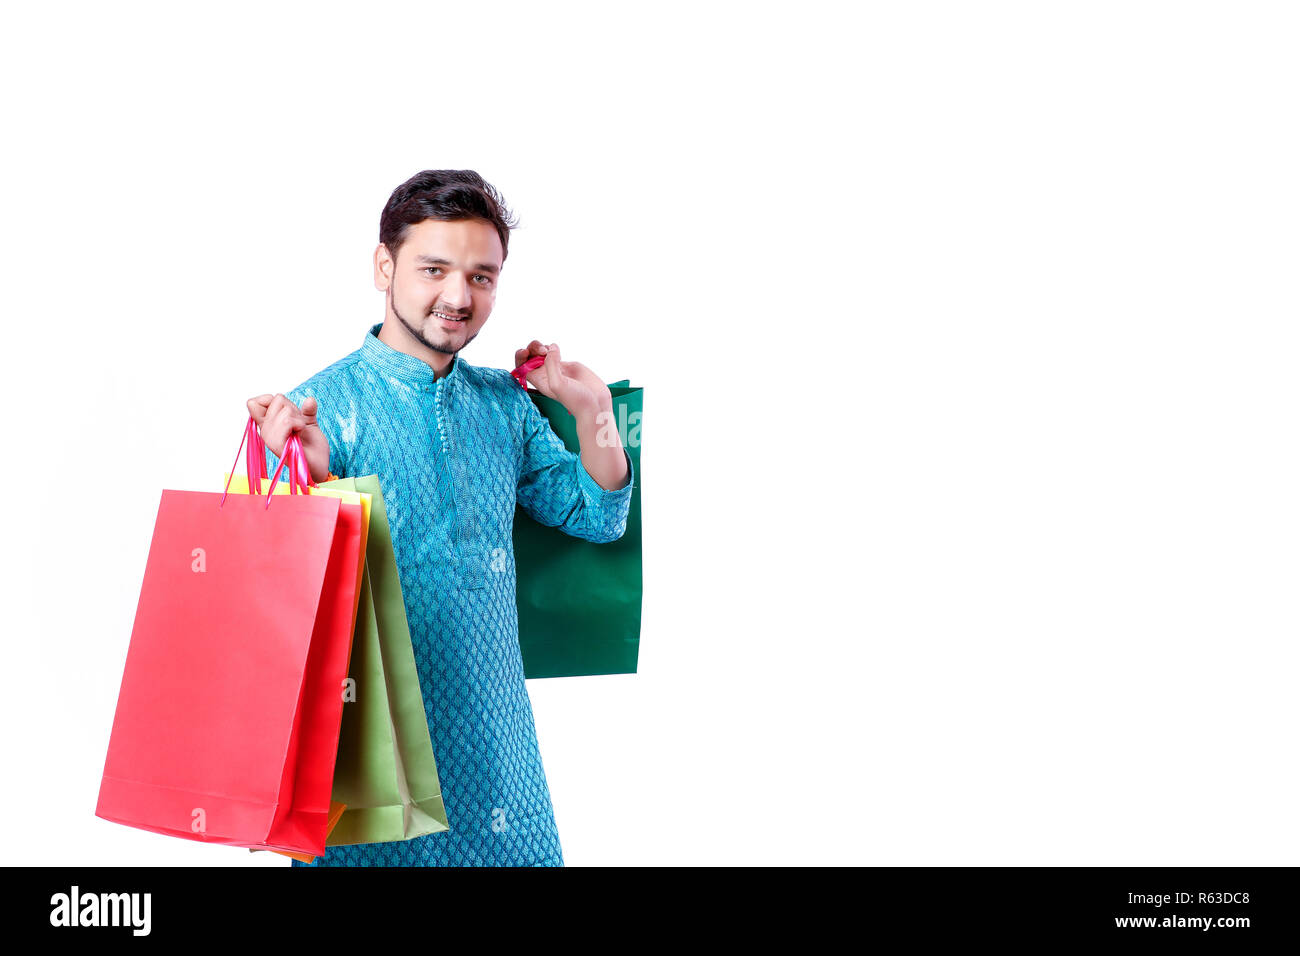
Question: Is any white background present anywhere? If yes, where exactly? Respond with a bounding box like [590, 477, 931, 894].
[2, 1, 1296, 866]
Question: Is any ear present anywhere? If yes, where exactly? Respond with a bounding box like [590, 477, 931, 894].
[374, 243, 394, 291]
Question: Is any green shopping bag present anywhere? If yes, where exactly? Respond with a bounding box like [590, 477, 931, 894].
[513, 380, 643, 678]
[320, 475, 449, 844]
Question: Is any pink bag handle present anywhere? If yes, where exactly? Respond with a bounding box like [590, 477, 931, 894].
[511, 354, 547, 388]
[245, 415, 269, 484]
[220, 416, 315, 509]
[264, 433, 316, 506]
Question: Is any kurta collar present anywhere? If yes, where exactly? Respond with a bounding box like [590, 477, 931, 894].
[360, 321, 465, 388]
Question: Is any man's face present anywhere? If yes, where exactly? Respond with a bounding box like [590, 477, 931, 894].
[375, 217, 502, 356]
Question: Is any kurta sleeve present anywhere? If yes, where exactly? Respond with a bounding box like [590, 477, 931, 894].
[515, 393, 634, 544]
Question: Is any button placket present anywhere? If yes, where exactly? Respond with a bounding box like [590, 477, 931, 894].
[434, 377, 449, 452]
[434, 376, 484, 590]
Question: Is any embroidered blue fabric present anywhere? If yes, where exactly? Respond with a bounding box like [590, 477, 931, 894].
[268, 323, 633, 866]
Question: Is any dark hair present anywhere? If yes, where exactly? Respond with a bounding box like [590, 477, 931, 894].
[379, 169, 518, 266]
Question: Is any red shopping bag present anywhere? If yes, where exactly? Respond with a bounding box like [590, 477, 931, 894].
[96, 425, 362, 856]
[266, 432, 365, 852]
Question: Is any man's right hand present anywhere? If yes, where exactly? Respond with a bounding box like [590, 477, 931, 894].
[247, 393, 332, 483]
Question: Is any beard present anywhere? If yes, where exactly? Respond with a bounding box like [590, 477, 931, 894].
[389, 279, 477, 355]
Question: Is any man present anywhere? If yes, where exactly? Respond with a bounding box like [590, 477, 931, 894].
[248, 169, 633, 866]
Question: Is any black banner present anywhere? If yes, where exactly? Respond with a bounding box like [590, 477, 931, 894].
[14, 866, 1297, 942]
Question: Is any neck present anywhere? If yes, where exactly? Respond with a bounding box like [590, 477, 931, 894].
[378, 315, 455, 379]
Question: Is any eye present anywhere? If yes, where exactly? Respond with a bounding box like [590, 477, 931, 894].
[423, 267, 442, 276]
[474, 275, 493, 285]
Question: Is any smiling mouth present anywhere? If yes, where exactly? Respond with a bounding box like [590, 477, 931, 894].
[432, 310, 469, 323]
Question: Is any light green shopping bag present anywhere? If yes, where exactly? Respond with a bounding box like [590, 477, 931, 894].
[321, 475, 448, 845]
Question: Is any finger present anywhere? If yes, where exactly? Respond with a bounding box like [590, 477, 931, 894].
[247, 394, 274, 424]
[269, 402, 307, 434]
[517, 340, 558, 375]
[268, 393, 316, 429]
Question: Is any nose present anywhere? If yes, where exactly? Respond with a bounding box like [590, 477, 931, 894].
[439, 271, 473, 313]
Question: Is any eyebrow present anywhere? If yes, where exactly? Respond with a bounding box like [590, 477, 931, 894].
[414, 255, 500, 275]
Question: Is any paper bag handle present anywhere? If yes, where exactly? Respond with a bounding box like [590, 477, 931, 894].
[511, 354, 547, 388]
[220, 415, 316, 509]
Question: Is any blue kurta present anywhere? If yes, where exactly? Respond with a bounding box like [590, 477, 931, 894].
[269, 322, 634, 866]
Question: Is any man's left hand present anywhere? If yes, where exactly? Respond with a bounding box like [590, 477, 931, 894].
[513, 341, 611, 418]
